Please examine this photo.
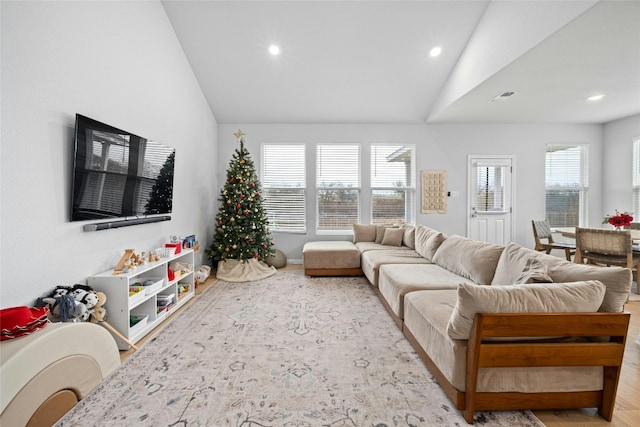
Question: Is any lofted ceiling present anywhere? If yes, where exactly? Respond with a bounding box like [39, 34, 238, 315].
[162, 0, 640, 125]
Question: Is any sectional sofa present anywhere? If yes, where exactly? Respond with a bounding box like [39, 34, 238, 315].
[302, 223, 632, 424]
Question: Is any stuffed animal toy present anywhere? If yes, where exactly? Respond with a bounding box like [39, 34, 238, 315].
[37, 284, 105, 322]
[51, 285, 72, 298]
[37, 293, 87, 322]
[88, 291, 107, 322]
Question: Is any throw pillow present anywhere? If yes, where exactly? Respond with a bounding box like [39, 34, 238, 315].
[446, 280, 607, 340]
[514, 258, 553, 284]
[352, 224, 376, 243]
[375, 225, 388, 244]
[381, 228, 404, 246]
[491, 242, 567, 285]
[547, 262, 632, 313]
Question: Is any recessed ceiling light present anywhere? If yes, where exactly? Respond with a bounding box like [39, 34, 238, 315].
[587, 94, 605, 102]
[269, 45, 280, 55]
[430, 46, 442, 57]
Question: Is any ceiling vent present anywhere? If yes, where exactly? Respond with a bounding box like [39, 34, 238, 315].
[490, 91, 518, 102]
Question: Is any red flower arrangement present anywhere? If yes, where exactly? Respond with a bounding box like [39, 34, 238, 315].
[602, 210, 634, 228]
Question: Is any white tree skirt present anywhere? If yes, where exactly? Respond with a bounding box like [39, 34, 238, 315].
[216, 258, 276, 282]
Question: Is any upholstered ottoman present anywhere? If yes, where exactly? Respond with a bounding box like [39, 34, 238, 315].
[302, 241, 362, 276]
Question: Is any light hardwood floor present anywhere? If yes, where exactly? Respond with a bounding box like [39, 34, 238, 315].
[120, 265, 640, 426]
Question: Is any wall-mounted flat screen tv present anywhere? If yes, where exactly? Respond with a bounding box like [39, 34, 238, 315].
[71, 114, 175, 222]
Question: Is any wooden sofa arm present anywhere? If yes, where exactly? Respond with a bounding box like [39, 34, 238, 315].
[464, 312, 630, 424]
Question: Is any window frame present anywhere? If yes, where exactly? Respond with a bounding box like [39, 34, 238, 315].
[370, 144, 416, 225]
[545, 144, 589, 228]
[261, 143, 307, 234]
[315, 143, 361, 234]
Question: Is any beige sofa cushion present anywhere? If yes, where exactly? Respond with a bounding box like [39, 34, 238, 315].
[492, 242, 565, 285]
[515, 258, 553, 284]
[492, 242, 631, 313]
[414, 224, 446, 262]
[353, 224, 376, 243]
[378, 264, 474, 319]
[447, 281, 607, 340]
[360, 248, 429, 286]
[432, 235, 504, 285]
[402, 224, 416, 249]
[381, 228, 404, 246]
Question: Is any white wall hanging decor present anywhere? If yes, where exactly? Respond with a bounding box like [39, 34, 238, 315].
[421, 170, 447, 214]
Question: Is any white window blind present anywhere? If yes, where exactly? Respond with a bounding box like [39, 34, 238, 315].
[633, 138, 640, 218]
[316, 144, 360, 231]
[261, 144, 306, 233]
[545, 144, 589, 227]
[370, 144, 415, 224]
[473, 161, 508, 213]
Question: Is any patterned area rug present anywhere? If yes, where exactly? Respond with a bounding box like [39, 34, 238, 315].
[56, 271, 544, 427]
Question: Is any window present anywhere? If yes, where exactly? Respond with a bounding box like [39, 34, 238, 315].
[472, 160, 510, 213]
[261, 144, 306, 233]
[633, 138, 640, 218]
[316, 144, 360, 231]
[545, 145, 589, 227]
[370, 144, 415, 224]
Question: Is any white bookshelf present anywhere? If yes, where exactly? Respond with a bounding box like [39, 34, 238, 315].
[89, 249, 195, 350]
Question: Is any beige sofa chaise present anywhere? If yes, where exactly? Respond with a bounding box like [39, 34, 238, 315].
[304, 223, 632, 424]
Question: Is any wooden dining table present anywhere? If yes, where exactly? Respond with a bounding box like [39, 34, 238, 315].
[555, 226, 640, 242]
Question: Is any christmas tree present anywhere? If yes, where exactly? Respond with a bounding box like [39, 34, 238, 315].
[145, 151, 175, 215]
[208, 130, 275, 265]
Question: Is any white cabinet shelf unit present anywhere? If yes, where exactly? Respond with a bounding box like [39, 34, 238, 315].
[89, 249, 195, 350]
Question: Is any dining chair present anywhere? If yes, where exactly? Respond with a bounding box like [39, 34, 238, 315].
[574, 227, 640, 285]
[531, 219, 575, 261]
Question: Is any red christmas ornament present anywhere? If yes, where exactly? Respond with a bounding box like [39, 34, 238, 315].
[253, 253, 259, 258]
[256, 192, 261, 197]
[262, 244, 267, 249]
[239, 194, 245, 199]
[236, 204, 241, 209]
[218, 220, 223, 225]
[249, 238, 254, 243]
[230, 177, 235, 183]
[244, 210, 249, 215]
[271, 242, 275, 246]
[250, 183, 255, 188]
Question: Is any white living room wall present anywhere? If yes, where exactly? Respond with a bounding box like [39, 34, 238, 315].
[216, 123, 603, 263]
[1, 1, 218, 307]
[602, 114, 640, 216]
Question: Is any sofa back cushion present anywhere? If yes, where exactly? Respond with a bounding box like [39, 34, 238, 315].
[447, 281, 607, 340]
[515, 258, 553, 284]
[492, 242, 631, 313]
[353, 224, 377, 243]
[432, 235, 504, 285]
[414, 225, 446, 261]
[402, 224, 416, 249]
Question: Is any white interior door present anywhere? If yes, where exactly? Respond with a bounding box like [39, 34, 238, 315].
[467, 156, 514, 245]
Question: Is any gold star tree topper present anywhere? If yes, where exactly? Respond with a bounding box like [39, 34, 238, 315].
[233, 129, 245, 143]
